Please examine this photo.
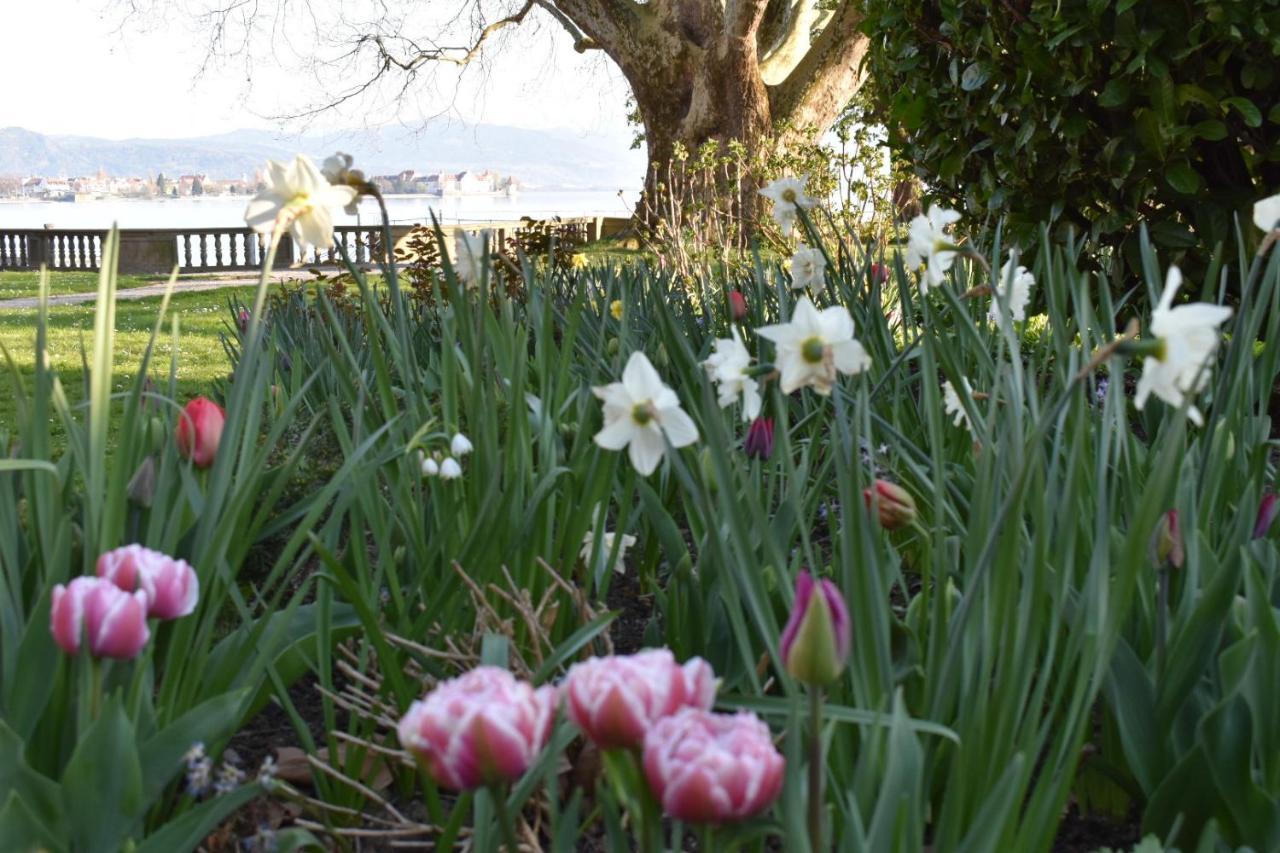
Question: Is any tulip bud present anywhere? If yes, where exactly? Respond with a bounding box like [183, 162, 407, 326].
[237, 309, 250, 335]
[175, 397, 225, 469]
[744, 417, 775, 460]
[1253, 492, 1277, 539]
[698, 447, 718, 493]
[863, 479, 917, 530]
[50, 576, 150, 659]
[127, 455, 157, 508]
[1150, 509, 1184, 569]
[779, 571, 850, 685]
[607, 338, 620, 357]
[870, 262, 889, 285]
[729, 290, 748, 322]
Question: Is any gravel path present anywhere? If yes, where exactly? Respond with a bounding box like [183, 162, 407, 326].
[0, 269, 319, 310]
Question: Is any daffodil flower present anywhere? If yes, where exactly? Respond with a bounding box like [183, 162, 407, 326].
[760, 177, 816, 237]
[905, 205, 962, 291]
[454, 230, 489, 285]
[988, 255, 1035, 324]
[756, 296, 871, 396]
[579, 531, 638, 574]
[703, 327, 762, 420]
[789, 245, 826, 292]
[1254, 193, 1280, 233]
[1134, 265, 1232, 426]
[244, 155, 358, 252]
[942, 378, 973, 431]
[593, 352, 699, 476]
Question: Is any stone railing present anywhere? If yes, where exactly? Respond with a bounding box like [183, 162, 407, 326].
[0, 217, 628, 276]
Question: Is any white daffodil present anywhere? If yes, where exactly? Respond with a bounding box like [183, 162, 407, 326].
[592, 352, 699, 476]
[988, 255, 1035, 324]
[905, 204, 963, 291]
[703, 327, 762, 420]
[244, 155, 358, 252]
[454, 230, 489, 285]
[756, 296, 871, 396]
[439, 457, 463, 480]
[320, 152, 361, 214]
[789, 245, 827, 292]
[1254, 193, 1280, 232]
[579, 530, 638, 574]
[760, 176, 816, 237]
[1134, 265, 1233, 426]
[450, 433, 473, 457]
[942, 378, 973, 431]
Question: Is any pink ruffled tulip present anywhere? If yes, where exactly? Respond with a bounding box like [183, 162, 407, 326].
[396, 666, 556, 791]
[97, 544, 199, 620]
[175, 397, 225, 469]
[779, 571, 851, 685]
[50, 576, 151, 660]
[643, 708, 785, 823]
[863, 479, 917, 530]
[563, 649, 716, 750]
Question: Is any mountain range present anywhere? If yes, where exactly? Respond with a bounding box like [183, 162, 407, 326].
[0, 124, 647, 190]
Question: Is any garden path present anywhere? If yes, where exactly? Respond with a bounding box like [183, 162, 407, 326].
[0, 268, 320, 310]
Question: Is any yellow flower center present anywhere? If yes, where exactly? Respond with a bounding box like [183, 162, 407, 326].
[782, 188, 797, 203]
[801, 337, 826, 364]
[631, 402, 656, 425]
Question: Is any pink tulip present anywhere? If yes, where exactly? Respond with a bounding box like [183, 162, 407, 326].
[643, 708, 785, 823]
[563, 649, 716, 750]
[863, 479, 917, 530]
[1254, 493, 1277, 539]
[237, 309, 250, 335]
[97, 544, 199, 620]
[176, 397, 225, 469]
[729, 291, 748, 322]
[870, 262, 889, 284]
[744, 417, 775, 461]
[396, 666, 556, 790]
[50, 576, 151, 660]
[779, 571, 851, 685]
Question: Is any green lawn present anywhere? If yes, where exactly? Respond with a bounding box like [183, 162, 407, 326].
[0, 286, 259, 438]
[0, 270, 166, 301]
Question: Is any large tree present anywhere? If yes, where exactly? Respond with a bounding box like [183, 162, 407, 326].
[129, 0, 870, 208]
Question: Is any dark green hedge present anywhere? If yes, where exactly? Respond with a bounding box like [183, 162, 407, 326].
[861, 0, 1280, 268]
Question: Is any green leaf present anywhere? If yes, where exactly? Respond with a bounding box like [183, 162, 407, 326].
[1222, 96, 1262, 127]
[1166, 162, 1203, 194]
[960, 64, 989, 92]
[1116, 0, 1140, 13]
[134, 783, 261, 853]
[60, 697, 144, 853]
[0, 791, 64, 853]
[1098, 79, 1131, 108]
[138, 688, 252, 804]
[0, 720, 62, 834]
[1199, 696, 1280, 848]
[1190, 120, 1229, 141]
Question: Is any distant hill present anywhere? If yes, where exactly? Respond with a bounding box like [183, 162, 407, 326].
[0, 124, 647, 190]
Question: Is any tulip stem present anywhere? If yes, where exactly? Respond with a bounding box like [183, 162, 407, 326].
[88, 658, 103, 723]
[807, 687, 824, 852]
[1155, 567, 1169, 686]
[489, 785, 521, 853]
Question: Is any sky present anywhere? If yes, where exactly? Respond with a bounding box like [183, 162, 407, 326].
[2, 0, 635, 142]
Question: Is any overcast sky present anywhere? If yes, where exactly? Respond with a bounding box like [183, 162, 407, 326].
[4, 0, 634, 142]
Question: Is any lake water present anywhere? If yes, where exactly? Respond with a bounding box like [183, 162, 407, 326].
[0, 189, 640, 230]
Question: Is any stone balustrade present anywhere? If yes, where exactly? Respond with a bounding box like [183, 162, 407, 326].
[0, 217, 628, 275]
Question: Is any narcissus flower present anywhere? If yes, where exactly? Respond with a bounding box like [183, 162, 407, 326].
[743, 416, 775, 460]
[989, 256, 1035, 324]
[703, 327, 761, 420]
[397, 667, 556, 791]
[97, 544, 199, 620]
[1133, 265, 1232, 426]
[942, 378, 973, 431]
[579, 530, 638, 575]
[50, 576, 150, 660]
[319, 152, 362, 214]
[244, 155, 358, 252]
[563, 649, 716, 750]
[779, 571, 850, 685]
[454, 231, 488, 285]
[759, 177, 815, 237]
[756, 297, 871, 396]
[176, 397, 225, 469]
[905, 205, 962, 291]
[863, 480, 917, 530]
[593, 352, 699, 476]
[642, 708, 785, 823]
[788, 245, 826, 291]
[1254, 193, 1280, 232]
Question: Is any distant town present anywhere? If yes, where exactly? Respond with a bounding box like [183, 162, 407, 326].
[0, 168, 521, 201]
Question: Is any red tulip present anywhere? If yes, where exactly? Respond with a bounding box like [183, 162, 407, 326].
[870, 262, 889, 284]
[1254, 493, 1277, 539]
[97, 544, 199, 620]
[563, 649, 716, 750]
[643, 708, 785, 823]
[729, 291, 748, 322]
[175, 397, 225, 468]
[863, 479, 917, 530]
[50, 576, 150, 660]
[1150, 509, 1184, 569]
[397, 667, 556, 790]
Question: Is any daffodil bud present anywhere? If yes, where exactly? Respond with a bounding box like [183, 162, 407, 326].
[779, 571, 851, 686]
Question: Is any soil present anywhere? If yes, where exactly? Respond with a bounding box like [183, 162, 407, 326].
[605, 567, 654, 654]
[1051, 805, 1143, 852]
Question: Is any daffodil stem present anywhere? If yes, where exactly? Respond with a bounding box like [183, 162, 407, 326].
[808, 687, 825, 852]
[489, 785, 521, 853]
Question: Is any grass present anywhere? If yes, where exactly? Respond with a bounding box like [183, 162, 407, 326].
[0, 270, 165, 300]
[0, 285, 260, 441]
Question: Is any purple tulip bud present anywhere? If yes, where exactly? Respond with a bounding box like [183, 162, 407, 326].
[1253, 492, 1277, 539]
[744, 417, 775, 460]
[779, 571, 850, 685]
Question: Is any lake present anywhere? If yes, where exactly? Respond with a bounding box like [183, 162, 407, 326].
[0, 189, 639, 230]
